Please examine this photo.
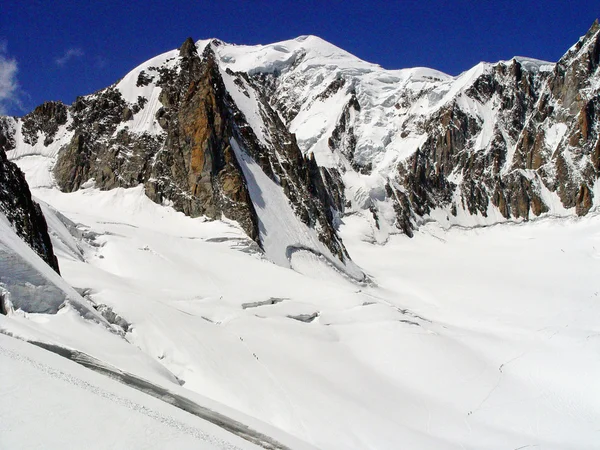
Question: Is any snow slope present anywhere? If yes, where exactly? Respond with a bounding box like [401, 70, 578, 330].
[5, 114, 74, 189]
[2, 181, 597, 449]
[0, 333, 259, 450]
[215, 35, 452, 170]
[230, 137, 363, 279]
[0, 211, 98, 317]
[0, 197, 312, 450]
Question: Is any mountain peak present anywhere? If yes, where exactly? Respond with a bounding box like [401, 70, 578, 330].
[559, 18, 600, 67]
[179, 37, 197, 57]
[579, 18, 600, 52]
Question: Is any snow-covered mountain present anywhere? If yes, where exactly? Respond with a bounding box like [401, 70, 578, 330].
[1, 20, 600, 450]
[4, 20, 599, 259]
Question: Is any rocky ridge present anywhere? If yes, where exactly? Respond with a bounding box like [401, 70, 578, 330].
[0, 123, 59, 273]
[227, 21, 600, 239]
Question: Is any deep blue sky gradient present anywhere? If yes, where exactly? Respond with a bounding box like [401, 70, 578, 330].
[1, 0, 598, 115]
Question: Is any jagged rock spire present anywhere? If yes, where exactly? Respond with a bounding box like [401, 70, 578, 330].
[179, 37, 197, 57]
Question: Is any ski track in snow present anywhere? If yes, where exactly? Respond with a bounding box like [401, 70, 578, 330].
[0, 339, 244, 450]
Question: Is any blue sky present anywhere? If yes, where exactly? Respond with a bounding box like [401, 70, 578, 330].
[0, 0, 597, 116]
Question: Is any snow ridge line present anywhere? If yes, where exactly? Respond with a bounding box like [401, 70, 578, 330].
[285, 245, 371, 284]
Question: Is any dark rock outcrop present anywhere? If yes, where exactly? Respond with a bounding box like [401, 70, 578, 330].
[0, 145, 60, 273]
[21, 101, 68, 147]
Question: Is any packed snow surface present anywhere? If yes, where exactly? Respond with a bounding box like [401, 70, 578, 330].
[2, 179, 599, 449]
[230, 138, 363, 279]
[0, 334, 262, 450]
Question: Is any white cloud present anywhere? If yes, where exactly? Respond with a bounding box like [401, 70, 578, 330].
[0, 45, 20, 115]
[55, 47, 84, 66]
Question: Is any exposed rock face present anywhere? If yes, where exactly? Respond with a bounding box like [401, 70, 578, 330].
[0, 117, 16, 153]
[387, 58, 551, 226]
[222, 67, 348, 258]
[21, 101, 68, 146]
[53, 41, 259, 240]
[147, 41, 259, 240]
[508, 19, 600, 218]
[0, 141, 59, 273]
[54, 85, 150, 192]
[405, 21, 599, 229]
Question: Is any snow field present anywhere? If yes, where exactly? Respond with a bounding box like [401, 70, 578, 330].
[2, 183, 597, 449]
